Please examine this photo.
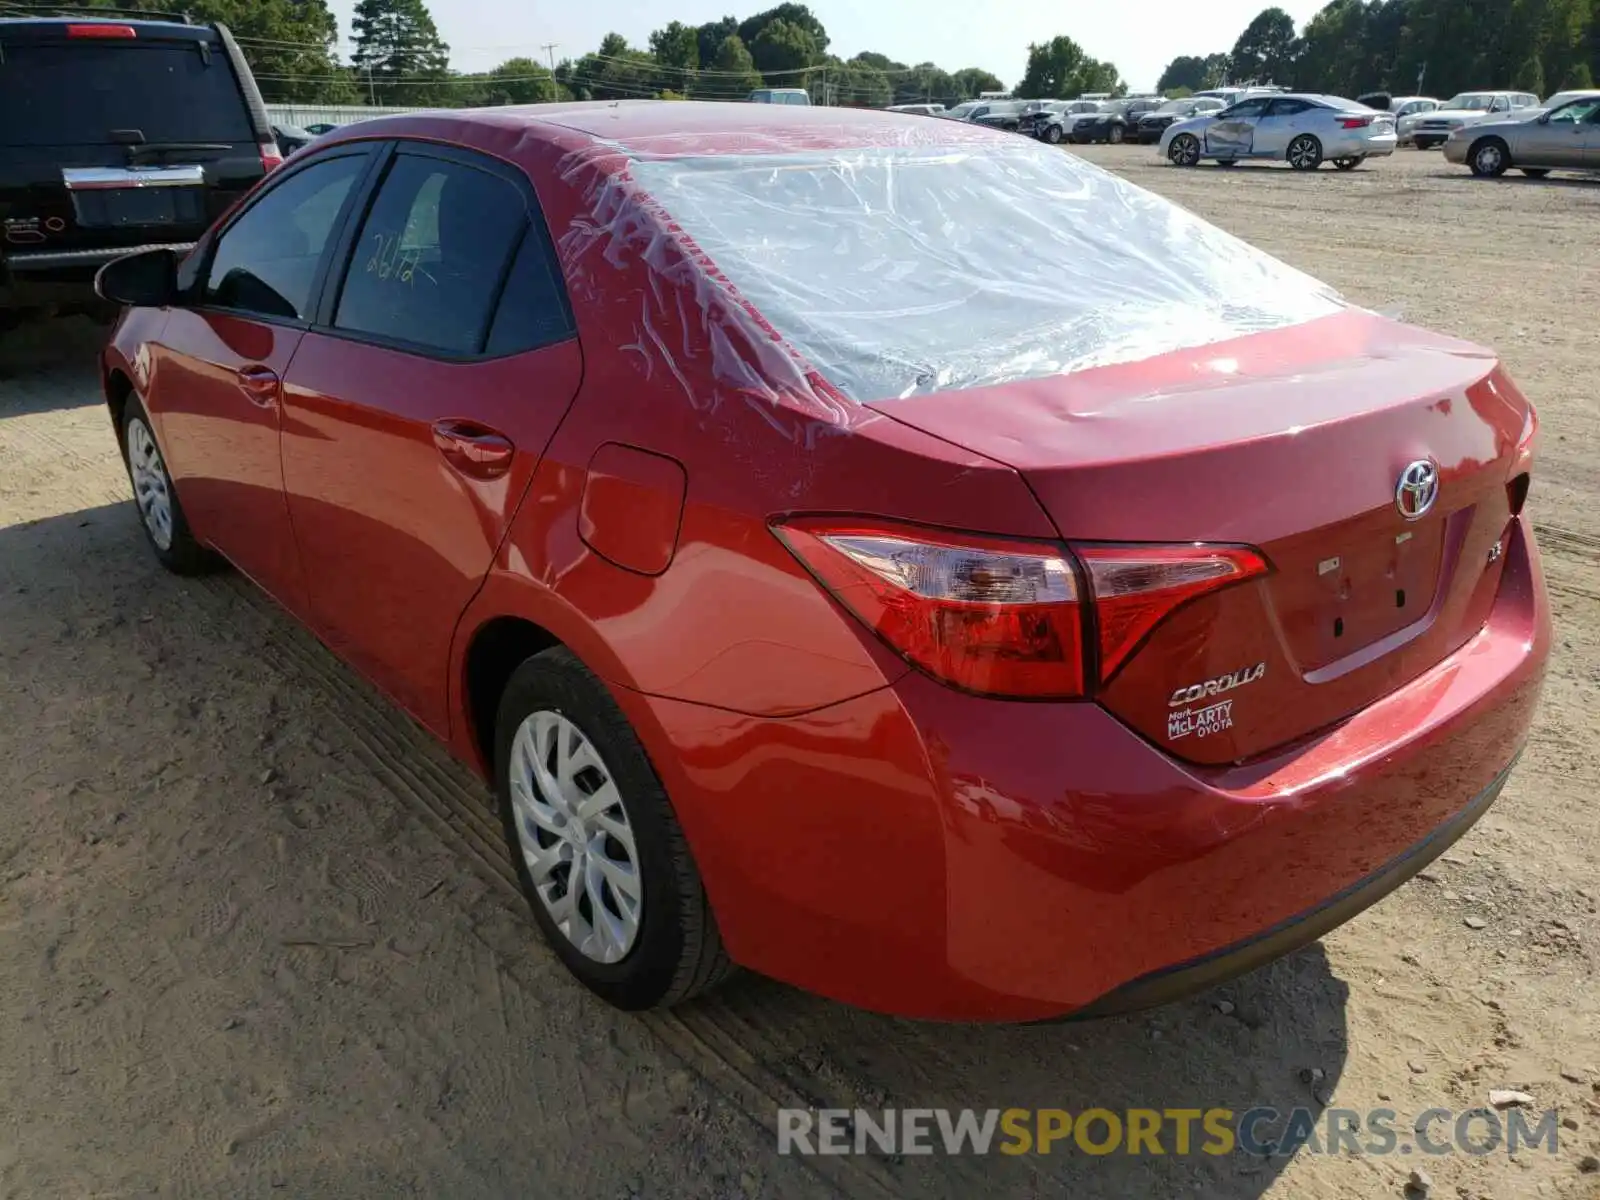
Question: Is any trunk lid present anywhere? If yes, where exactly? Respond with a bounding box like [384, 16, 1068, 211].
[867, 311, 1530, 765]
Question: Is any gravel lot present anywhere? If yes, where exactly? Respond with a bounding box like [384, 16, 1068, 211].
[1, 145, 1597, 1200]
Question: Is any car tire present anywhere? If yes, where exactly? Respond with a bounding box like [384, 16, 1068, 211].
[1168, 134, 1201, 166]
[1332, 155, 1365, 170]
[1108, 124, 1125, 144]
[1044, 124, 1063, 144]
[1469, 138, 1510, 177]
[1519, 167, 1549, 178]
[119, 395, 220, 576]
[1287, 134, 1323, 170]
[493, 646, 734, 1011]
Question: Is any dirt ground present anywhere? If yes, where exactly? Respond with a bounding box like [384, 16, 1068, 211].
[0, 145, 1596, 1200]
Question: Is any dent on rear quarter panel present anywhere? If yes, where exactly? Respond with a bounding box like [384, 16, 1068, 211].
[454, 127, 1059, 718]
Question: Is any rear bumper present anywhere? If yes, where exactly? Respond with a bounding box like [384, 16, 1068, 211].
[2, 242, 193, 311]
[631, 516, 1548, 1021]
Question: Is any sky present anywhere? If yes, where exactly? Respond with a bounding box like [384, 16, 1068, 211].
[327, 0, 1329, 94]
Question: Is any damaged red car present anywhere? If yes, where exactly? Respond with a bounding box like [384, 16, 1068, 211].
[97, 103, 1549, 1020]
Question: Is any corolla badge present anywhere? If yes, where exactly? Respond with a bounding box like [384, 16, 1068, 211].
[1395, 460, 1439, 521]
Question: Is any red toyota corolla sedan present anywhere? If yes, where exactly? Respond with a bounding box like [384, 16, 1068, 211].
[95, 103, 1549, 1021]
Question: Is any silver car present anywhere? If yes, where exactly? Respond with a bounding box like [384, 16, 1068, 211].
[1443, 93, 1600, 176]
[1409, 91, 1541, 148]
[1391, 96, 1440, 145]
[1160, 93, 1398, 170]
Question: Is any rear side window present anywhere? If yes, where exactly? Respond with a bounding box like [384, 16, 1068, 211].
[484, 229, 573, 356]
[334, 153, 528, 355]
[0, 39, 253, 147]
[204, 154, 365, 320]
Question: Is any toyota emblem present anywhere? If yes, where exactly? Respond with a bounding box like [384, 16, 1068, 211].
[1395, 460, 1439, 520]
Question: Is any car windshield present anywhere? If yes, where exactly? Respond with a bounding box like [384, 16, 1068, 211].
[1442, 94, 1495, 111]
[629, 142, 1342, 401]
[1157, 99, 1193, 113]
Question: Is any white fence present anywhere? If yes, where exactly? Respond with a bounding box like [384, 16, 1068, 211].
[266, 104, 430, 130]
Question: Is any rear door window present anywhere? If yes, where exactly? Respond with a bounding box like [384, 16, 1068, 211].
[332, 151, 528, 356]
[0, 38, 252, 147]
[203, 154, 367, 320]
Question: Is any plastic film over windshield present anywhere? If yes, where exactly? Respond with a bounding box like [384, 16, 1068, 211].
[627, 142, 1344, 402]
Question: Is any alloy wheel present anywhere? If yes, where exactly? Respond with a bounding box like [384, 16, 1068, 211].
[1288, 136, 1322, 170]
[508, 709, 643, 964]
[127, 418, 174, 551]
[1169, 135, 1200, 166]
[1474, 142, 1505, 176]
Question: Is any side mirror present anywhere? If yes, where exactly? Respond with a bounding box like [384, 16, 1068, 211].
[95, 247, 180, 308]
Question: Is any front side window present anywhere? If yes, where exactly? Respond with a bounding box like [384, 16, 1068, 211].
[203, 154, 366, 320]
[1550, 97, 1600, 123]
[333, 153, 528, 355]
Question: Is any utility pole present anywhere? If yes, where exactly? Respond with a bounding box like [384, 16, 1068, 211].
[366, 63, 376, 105]
[542, 42, 559, 73]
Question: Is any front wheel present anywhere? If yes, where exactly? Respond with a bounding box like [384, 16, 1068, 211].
[1287, 134, 1323, 170]
[120, 395, 219, 575]
[1168, 134, 1201, 166]
[1332, 155, 1365, 171]
[1469, 137, 1510, 177]
[494, 647, 734, 1010]
[1108, 124, 1125, 144]
[1043, 124, 1063, 145]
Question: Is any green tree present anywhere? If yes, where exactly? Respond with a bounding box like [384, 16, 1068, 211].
[478, 57, 558, 105]
[695, 16, 741, 69]
[750, 17, 819, 82]
[1156, 54, 1212, 92]
[826, 58, 892, 106]
[569, 33, 655, 100]
[949, 66, 1006, 98]
[704, 33, 764, 99]
[1016, 36, 1123, 98]
[737, 4, 830, 56]
[894, 62, 958, 106]
[351, 0, 451, 104]
[649, 19, 700, 94]
[1229, 7, 1300, 83]
[852, 51, 905, 72]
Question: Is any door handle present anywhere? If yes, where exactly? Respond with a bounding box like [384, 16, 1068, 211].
[235, 363, 280, 408]
[432, 419, 515, 481]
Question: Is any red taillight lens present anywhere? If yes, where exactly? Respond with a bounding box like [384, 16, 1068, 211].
[260, 142, 285, 173]
[1338, 116, 1374, 129]
[774, 518, 1086, 698]
[775, 518, 1270, 697]
[1074, 544, 1269, 684]
[67, 23, 137, 37]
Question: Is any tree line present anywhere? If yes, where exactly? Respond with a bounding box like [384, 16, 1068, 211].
[1158, 0, 1596, 101]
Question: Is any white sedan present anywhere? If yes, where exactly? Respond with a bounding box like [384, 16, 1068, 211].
[1160, 93, 1398, 170]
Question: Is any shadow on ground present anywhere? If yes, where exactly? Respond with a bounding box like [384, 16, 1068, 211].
[0, 502, 1352, 1198]
[0, 315, 109, 408]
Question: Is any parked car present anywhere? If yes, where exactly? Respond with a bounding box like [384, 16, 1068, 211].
[1535, 88, 1600, 113]
[1390, 96, 1442, 145]
[942, 99, 1008, 123]
[303, 122, 340, 136]
[972, 100, 1030, 132]
[1162, 93, 1398, 169]
[1017, 101, 1070, 139]
[748, 88, 810, 105]
[1028, 99, 1106, 143]
[1069, 99, 1162, 145]
[1444, 92, 1600, 176]
[96, 103, 1548, 1022]
[886, 103, 945, 117]
[1138, 96, 1227, 143]
[272, 123, 315, 155]
[1409, 91, 1541, 148]
[0, 11, 280, 332]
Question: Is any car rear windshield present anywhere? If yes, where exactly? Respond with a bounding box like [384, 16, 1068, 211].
[629, 143, 1342, 401]
[0, 38, 254, 147]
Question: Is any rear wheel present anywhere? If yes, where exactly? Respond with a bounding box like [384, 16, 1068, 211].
[1168, 134, 1201, 166]
[1469, 137, 1510, 177]
[1520, 167, 1550, 178]
[494, 647, 733, 1010]
[1332, 155, 1365, 170]
[1108, 124, 1125, 144]
[119, 395, 218, 576]
[1287, 134, 1323, 170]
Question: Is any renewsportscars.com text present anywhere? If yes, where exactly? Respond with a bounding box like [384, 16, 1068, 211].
[777, 1106, 1563, 1158]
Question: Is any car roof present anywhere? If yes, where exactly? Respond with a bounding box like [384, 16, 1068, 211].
[329, 100, 1010, 158]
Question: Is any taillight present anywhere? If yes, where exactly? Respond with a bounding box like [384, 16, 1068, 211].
[1073, 545, 1269, 684]
[774, 518, 1271, 699]
[1338, 116, 1374, 129]
[773, 518, 1086, 698]
[67, 23, 137, 37]
[260, 142, 285, 173]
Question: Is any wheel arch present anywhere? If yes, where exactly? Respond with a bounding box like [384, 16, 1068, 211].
[104, 366, 134, 451]
[460, 614, 565, 778]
